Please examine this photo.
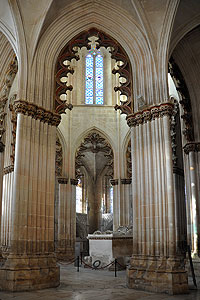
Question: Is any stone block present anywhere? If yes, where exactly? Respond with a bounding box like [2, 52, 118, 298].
[127, 256, 189, 295]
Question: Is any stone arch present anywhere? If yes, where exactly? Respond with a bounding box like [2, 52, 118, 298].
[28, 0, 159, 111]
[55, 27, 133, 115]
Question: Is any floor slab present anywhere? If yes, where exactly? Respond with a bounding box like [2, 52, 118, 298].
[0, 262, 199, 300]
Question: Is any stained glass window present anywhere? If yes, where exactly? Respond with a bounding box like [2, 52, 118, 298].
[85, 51, 104, 104]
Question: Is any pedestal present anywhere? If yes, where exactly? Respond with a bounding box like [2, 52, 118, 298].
[0, 253, 60, 291]
[127, 256, 188, 295]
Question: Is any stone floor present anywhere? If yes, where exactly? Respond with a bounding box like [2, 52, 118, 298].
[0, 263, 200, 300]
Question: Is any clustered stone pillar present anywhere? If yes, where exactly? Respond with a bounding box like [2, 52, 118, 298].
[0, 100, 60, 291]
[183, 142, 200, 257]
[110, 179, 119, 231]
[126, 103, 188, 295]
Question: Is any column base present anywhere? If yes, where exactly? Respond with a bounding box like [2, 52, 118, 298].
[0, 253, 60, 291]
[55, 247, 75, 261]
[127, 256, 188, 295]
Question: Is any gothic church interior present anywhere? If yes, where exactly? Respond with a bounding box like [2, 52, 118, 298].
[0, 0, 200, 296]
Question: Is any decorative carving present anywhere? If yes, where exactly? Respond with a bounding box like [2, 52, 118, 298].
[183, 142, 200, 154]
[9, 101, 17, 164]
[169, 57, 194, 142]
[13, 100, 61, 126]
[75, 132, 113, 179]
[57, 177, 68, 184]
[4, 165, 14, 174]
[0, 56, 18, 150]
[170, 99, 179, 167]
[70, 178, 79, 185]
[173, 167, 184, 176]
[55, 28, 133, 115]
[126, 103, 174, 127]
[126, 139, 132, 178]
[55, 135, 63, 176]
[0, 141, 5, 152]
[121, 178, 132, 184]
[110, 179, 118, 186]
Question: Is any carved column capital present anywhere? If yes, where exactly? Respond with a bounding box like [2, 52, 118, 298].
[110, 179, 118, 186]
[57, 177, 68, 184]
[4, 165, 14, 174]
[14, 100, 61, 127]
[0, 141, 5, 153]
[121, 178, 132, 184]
[70, 178, 79, 186]
[126, 102, 174, 128]
[183, 142, 200, 154]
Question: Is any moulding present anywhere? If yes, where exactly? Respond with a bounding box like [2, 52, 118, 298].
[75, 131, 113, 179]
[169, 57, 194, 142]
[57, 177, 68, 184]
[110, 179, 118, 186]
[14, 100, 61, 127]
[183, 142, 200, 154]
[126, 102, 174, 128]
[4, 165, 14, 175]
[121, 178, 132, 184]
[70, 178, 78, 185]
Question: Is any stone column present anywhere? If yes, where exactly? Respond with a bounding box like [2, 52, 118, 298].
[55, 177, 73, 260]
[0, 100, 60, 291]
[183, 142, 200, 257]
[126, 103, 188, 295]
[120, 178, 132, 226]
[110, 179, 119, 231]
[70, 178, 78, 254]
[0, 142, 5, 256]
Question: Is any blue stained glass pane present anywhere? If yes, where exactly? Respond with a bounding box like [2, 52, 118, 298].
[86, 89, 93, 97]
[96, 55, 103, 67]
[85, 54, 94, 104]
[86, 81, 93, 89]
[86, 54, 93, 67]
[96, 89, 103, 96]
[86, 96, 93, 104]
[96, 97, 103, 104]
[95, 55, 103, 104]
